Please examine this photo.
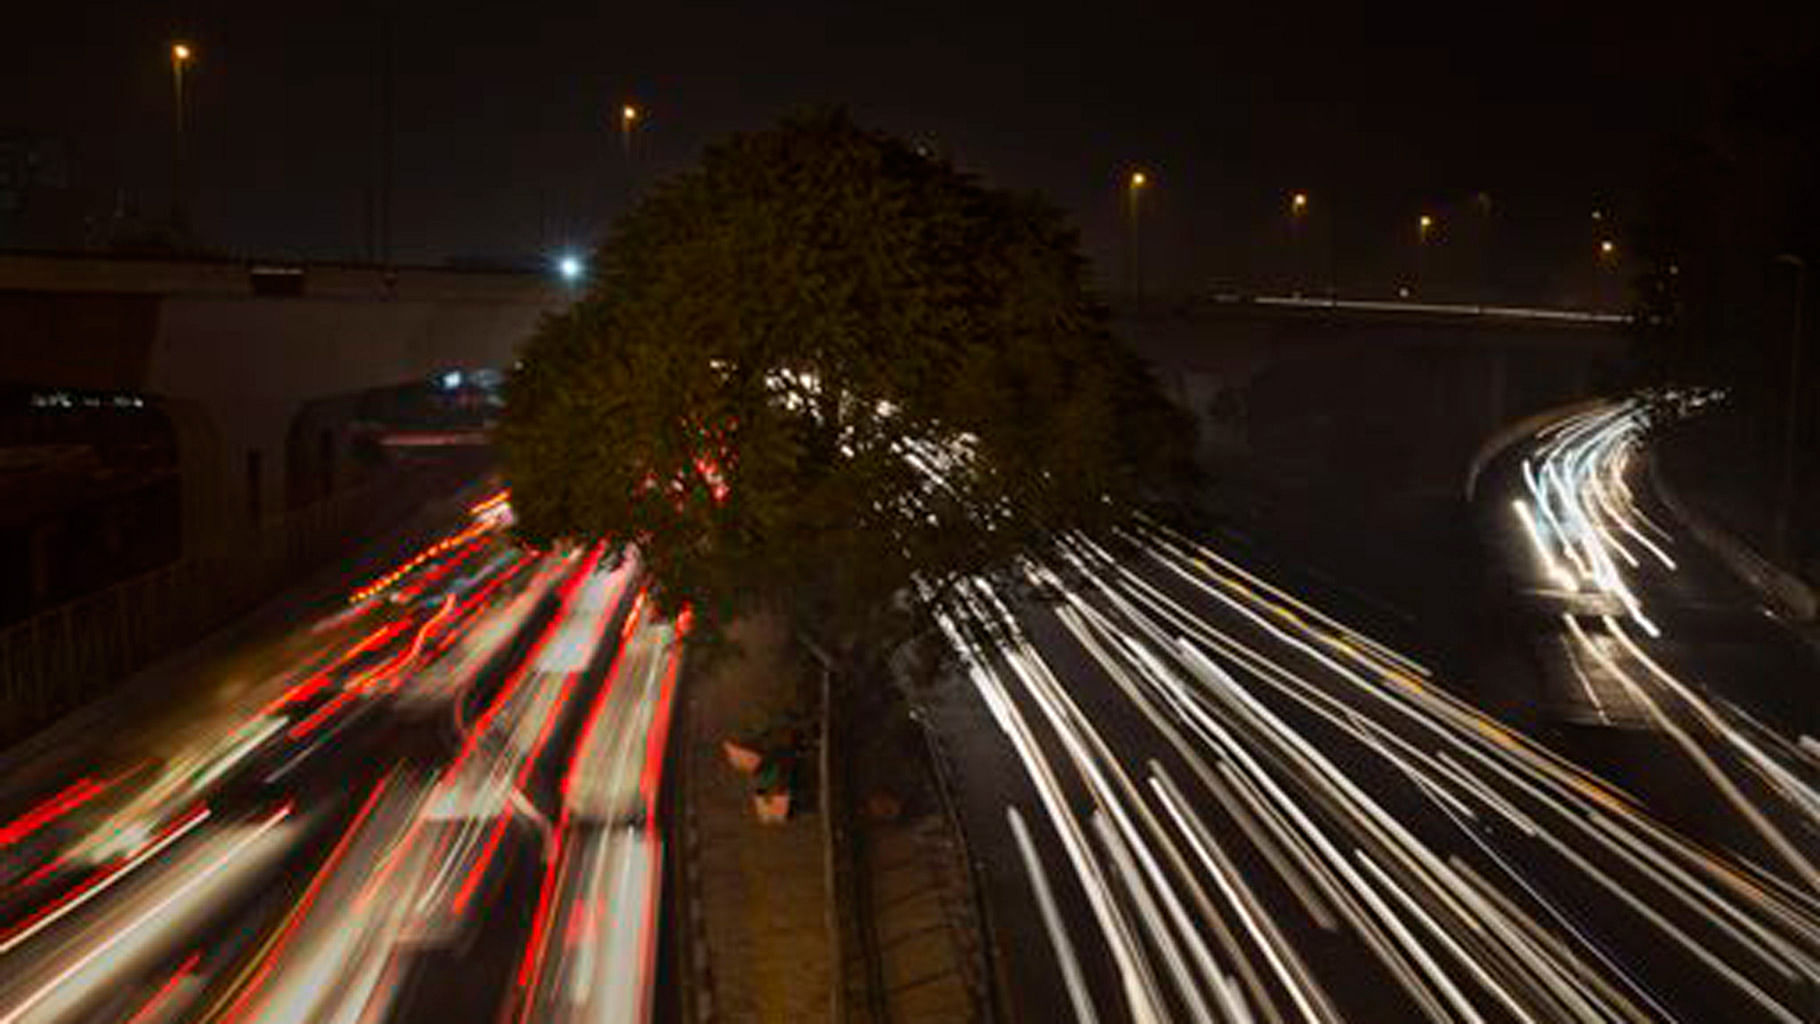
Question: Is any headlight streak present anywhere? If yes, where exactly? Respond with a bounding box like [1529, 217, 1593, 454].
[212, 772, 407, 1024]
[0, 805, 294, 1024]
[1149, 767, 1341, 1024]
[0, 494, 698, 1024]
[972, 574, 1287, 1024]
[1566, 614, 1820, 893]
[1, 494, 528, 929]
[0, 805, 211, 956]
[1508, 399, 1820, 901]
[1108, 528, 1818, 1010]
[515, 614, 691, 1024]
[926, 587, 1173, 1024]
[1089, 809, 1229, 1024]
[920, 474, 1819, 1024]
[1008, 806, 1104, 1024]
[1076, 554, 1663, 1017]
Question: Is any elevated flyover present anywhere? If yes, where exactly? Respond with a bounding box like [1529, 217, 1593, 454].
[0, 252, 565, 556]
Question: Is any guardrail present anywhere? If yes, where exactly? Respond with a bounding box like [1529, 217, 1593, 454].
[1247, 294, 1632, 324]
[0, 460, 480, 743]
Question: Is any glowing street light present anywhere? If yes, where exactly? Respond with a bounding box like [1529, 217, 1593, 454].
[1412, 214, 1436, 297]
[170, 41, 195, 232]
[1599, 239, 1617, 258]
[558, 254, 584, 283]
[1126, 169, 1148, 297]
[620, 103, 639, 155]
[1288, 192, 1311, 295]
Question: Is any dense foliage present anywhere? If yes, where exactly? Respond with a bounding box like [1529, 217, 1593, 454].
[499, 110, 1193, 652]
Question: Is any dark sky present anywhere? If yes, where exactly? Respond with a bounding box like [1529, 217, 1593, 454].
[5, 2, 1814, 300]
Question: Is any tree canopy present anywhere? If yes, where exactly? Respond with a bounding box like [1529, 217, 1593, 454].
[499, 110, 1193, 652]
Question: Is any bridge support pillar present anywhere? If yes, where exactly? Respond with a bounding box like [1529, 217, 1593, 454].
[165, 397, 295, 561]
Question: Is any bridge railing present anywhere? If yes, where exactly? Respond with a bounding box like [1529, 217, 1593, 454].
[1247, 294, 1631, 324]
[0, 457, 482, 744]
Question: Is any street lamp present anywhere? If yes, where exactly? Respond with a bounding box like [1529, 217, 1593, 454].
[620, 103, 639, 156]
[1126, 170, 1148, 298]
[1288, 192, 1309, 295]
[1595, 239, 1621, 311]
[1774, 253, 1807, 560]
[1415, 214, 1434, 296]
[170, 41, 194, 233]
[557, 253, 585, 284]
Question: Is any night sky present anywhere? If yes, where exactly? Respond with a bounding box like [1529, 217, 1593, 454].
[6, 2, 1814, 300]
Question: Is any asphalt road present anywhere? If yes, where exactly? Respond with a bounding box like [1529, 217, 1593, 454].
[921, 454, 1820, 1023]
[0, 492, 686, 1024]
[1484, 397, 1820, 891]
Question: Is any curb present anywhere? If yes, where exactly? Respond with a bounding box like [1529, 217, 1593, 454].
[675, 686, 718, 1022]
[906, 704, 1004, 1023]
[891, 642, 1002, 1023]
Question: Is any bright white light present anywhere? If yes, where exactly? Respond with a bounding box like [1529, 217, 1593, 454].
[558, 255, 584, 282]
[441, 370, 463, 390]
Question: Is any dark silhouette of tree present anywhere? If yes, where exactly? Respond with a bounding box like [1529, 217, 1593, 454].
[499, 110, 1194, 660]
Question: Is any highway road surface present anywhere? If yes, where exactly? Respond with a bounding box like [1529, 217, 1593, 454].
[0, 492, 687, 1024]
[918, 426, 1820, 1022]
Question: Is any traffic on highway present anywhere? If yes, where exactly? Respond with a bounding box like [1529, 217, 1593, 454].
[0, 493, 686, 1024]
[921, 451, 1819, 1023]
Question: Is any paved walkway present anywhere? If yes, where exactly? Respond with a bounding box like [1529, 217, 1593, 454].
[684, 616, 832, 1022]
[842, 687, 987, 1022]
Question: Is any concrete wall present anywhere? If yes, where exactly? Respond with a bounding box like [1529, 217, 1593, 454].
[0, 253, 562, 557]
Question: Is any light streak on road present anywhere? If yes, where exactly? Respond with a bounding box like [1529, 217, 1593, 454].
[0, 494, 683, 1023]
[515, 613, 687, 1024]
[0, 805, 295, 1024]
[919, 464, 1820, 1022]
[1507, 398, 1820, 888]
[1009, 805, 1102, 1024]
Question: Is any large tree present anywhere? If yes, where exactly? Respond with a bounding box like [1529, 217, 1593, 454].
[499, 110, 1193, 658]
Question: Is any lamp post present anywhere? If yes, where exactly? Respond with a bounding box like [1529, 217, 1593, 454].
[1289, 192, 1308, 294]
[170, 42, 194, 234]
[1774, 253, 1807, 561]
[1126, 170, 1148, 299]
[620, 103, 639, 157]
[1415, 213, 1434, 297]
[1598, 239, 1619, 310]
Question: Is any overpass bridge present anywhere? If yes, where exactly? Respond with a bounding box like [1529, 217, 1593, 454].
[0, 252, 563, 562]
[0, 252, 1631, 606]
[1114, 291, 1632, 496]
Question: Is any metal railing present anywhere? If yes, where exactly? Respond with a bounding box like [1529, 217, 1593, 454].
[0, 462, 477, 743]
